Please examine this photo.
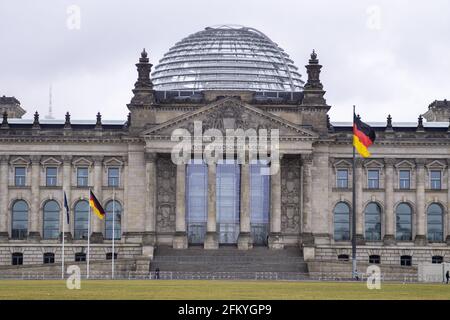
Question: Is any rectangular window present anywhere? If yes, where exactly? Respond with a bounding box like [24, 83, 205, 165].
[400, 255, 412, 266]
[399, 170, 410, 189]
[336, 169, 348, 188]
[430, 170, 442, 190]
[77, 167, 89, 187]
[12, 253, 23, 266]
[46, 167, 57, 186]
[108, 167, 120, 187]
[43, 253, 55, 264]
[367, 170, 379, 189]
[14, 167, 26, 186]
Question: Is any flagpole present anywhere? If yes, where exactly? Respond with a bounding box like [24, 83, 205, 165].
[112, 187, 115, 279]
[62, 191, 65, 280]
[87, 189, 91, 279]
[352, 105, 357, 280]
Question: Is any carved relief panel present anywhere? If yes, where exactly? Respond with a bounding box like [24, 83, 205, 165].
[281, 156, 301, 233]
[156, 156, 176, 233]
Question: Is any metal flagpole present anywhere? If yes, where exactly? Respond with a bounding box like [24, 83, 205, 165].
[112, 188, 115, 279]
[62, 192, 65, 280]
[352, 105, 357, 280]
[87, 189, 91, 279]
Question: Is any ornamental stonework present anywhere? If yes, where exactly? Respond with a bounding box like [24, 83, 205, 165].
[156, 156, 176, 233]
[281, 157, 301, 233]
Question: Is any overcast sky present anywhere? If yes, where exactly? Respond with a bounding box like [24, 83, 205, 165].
[0, 0, 449, 122]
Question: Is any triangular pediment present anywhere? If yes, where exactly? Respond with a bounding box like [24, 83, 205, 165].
[141, 97, 318, 139]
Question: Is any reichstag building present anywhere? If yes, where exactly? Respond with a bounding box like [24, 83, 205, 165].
[0, 25, 449, 270]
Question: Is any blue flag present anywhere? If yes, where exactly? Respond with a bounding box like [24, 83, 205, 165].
[63, 191, 70, 224]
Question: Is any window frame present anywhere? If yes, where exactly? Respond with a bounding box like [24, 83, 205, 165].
[395, 203, 413, 241]
[399, 170, 411, 189]
[43, 200, 60, 240]
[336, 169, 349, 189]
[75, 252, 86, 262]
[14, 166, 26, 187]
[427, 203, 444, 242]
[367, 169, 380, 189]
[45, 167, 58, 187]
[430, 170, 442, 190]
[43, 252, 55, 264]
[11, 200, 28, 240]
[105, 200, 122, 240]
[107, 167, 120, 187]
[400, 255, 412, 267]
[432, 256, 443, 264]
[76, 167, 89, 187]
[334, 202, 351, 241]
[12, 252, 23, 265]
[369, 255, 381, 264]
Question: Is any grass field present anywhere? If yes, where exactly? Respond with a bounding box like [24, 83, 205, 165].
[0, 280, 449, 300]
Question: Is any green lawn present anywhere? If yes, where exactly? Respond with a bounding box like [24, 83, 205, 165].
[0, 280, 449, 300]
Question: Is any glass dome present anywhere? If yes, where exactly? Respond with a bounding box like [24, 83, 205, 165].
[151, 25, 304, 92]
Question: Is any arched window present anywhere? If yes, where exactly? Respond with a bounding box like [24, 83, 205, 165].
[427, 203, 443, 242]
[74, 200, 89, 240]
[43, 200, 60, 239]
[105, 201, 122, 240]
[334, 202, 350, 241]
[396, 203, 412, 241]
[11, 200, 28, 239]
[365, 202, 381, 241]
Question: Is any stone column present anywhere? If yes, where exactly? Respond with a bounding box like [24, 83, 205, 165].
[0, 156, 9, 241]
[204, 162, 218, 249]
[415, 159, 426, 245]
[91, 156, 103, 243]
[355, 159, 365, 244]
[143, 152, 157, 247]
[238, 163, 252, 250]
[301, 154, 314, 245]
[269, 155, 283, 249]
[383, 158, 395, 244]
[173, 163, 188, 249]
[29, 155, 41, 241]
[61, 156, 72, 241]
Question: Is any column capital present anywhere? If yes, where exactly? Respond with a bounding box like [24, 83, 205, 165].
[384, 158, 396, 166]
[0, 155, 9, 164]
[30, 155, 41, 164]
[145, 152, 158, 163]
[355, 158, 365, 167]
[301, 153, 313, 165]
[92, 156, 104, 165]
[62, 155, 72, 164]
[415, 158, 426, 166]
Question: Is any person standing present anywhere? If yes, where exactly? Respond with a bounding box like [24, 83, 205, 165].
[445, 270, 449, 284]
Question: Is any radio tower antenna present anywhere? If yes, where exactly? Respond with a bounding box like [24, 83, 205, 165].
[45, 85, 55, 120]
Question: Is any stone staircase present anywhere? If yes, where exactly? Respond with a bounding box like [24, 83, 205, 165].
[150, 246, 308, 273]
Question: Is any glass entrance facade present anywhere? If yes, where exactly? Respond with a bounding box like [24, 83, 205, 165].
[216, 159, 240, 244]
[250, 161, 270, 245]
[186, 160, 208, 244]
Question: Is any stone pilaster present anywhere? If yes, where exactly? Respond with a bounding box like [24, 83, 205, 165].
[355, 159, 365, 245]
[61, 156, 72, 242]
[301, 154, 314, 245]
[204, 162, 218, 249]
[173, 163, 188, 249]
[143, 152, 157, 246]
[0, 155, 9, 241]
[383, 158, 395, 245]
[447, 159, 450, 244]
[90, 156, 104, 243]
[415, 159, 427, 245]
[238, 163, 252, 250]
[29, 155, 41, 242]
[269, 156, 283, 249]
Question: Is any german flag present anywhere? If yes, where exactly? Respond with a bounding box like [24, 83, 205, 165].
[89, 190, 105, 220]
[353, 113, 376, 158]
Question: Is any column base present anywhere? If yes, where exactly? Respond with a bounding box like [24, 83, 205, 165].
[60, 232, 73, 243]
[204, 232, 218, 249]
[383, 234, 396, 245]
[301, 232, 314, 246]
[142, 232, 156, 246]
[90, 232, 104, 244]
[303, 245, 315, 261]
[28, 232, 41, 242]
[414, 235, 427, 246]
[237, 232, 253, 250]
[354, 234, 365, 245]
[268, 233, 284, 249]
[0, 232, 8, 242]
[172, 232, 188, 249]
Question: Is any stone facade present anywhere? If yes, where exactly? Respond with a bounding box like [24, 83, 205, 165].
[0, 48, 449, 271]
